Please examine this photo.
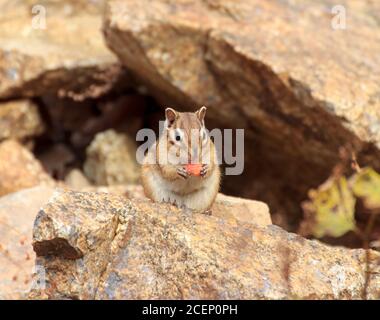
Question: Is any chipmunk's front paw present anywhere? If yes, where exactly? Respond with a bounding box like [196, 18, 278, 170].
[177, 166, 189, 179]
[200, 164, 209, 177]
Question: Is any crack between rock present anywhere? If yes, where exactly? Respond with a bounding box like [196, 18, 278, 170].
[92, 203, 135, 299]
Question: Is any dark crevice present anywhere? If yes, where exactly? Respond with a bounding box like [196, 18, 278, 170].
[33, 237, 83, 260]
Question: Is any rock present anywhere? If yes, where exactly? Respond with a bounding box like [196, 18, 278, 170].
[104, 0, 380, 230]
[0, 100, 44, 141]
[104, 0, 380, 146]
[0, 0, 123, 100]
[32, 190, 380, 299]
[79, 184, 272, 226]
[213, 193, 271, 227]
[81, 184, 146, 199]
[83, 130, 140, 185]
[64, 169, 91, 189]
[0, 140, 54, 196]
[0, 186, 55, 299]
[31, 190, 130, 299]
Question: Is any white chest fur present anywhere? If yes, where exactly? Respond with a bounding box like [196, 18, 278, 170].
[146, 167, 218, 211]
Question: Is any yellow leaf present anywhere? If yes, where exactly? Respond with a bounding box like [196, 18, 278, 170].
[307, 177, 356, 238]
[351, 167, 380, 210]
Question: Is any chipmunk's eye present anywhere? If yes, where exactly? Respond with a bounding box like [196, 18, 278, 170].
[173, 129, 183, 142]
[201, 128, 208, 141]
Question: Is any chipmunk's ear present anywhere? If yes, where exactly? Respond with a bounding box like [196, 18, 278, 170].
[165, 108, 178, 127]
[196, 106, 207, 123]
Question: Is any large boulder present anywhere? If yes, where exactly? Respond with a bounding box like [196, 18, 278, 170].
[104, 0, 380, 146]
[0, 140, 54, 196]
[0, 186, 54, 299]
[103, 0, 380, 229]
[31, 190, 380, 299]
[0, 0, 122, 100]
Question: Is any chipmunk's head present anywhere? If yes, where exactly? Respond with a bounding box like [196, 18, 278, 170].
[163, 106, 210, 164]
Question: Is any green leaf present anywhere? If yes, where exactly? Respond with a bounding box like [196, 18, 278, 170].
[307, 176, 356, 238]
[351, 167, 380, 210]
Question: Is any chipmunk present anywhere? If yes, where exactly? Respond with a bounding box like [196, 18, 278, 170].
[141, 106, 221, 213]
